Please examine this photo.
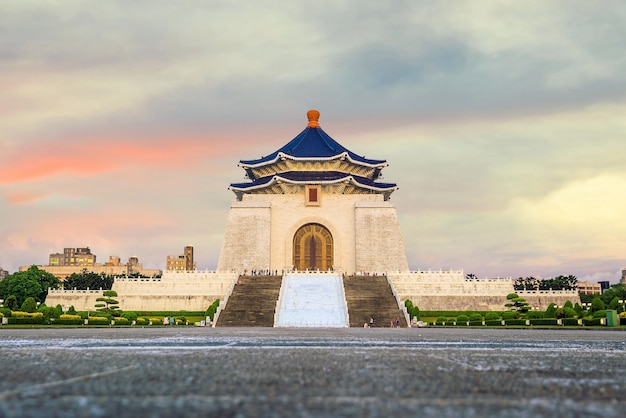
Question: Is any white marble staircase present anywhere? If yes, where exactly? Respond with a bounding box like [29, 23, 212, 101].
[274, 272, 349, 327]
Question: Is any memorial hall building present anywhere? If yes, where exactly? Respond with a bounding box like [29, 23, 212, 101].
[217, 109, 408, 275]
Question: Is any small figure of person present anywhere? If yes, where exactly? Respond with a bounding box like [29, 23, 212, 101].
[369, 317, 374, 328]
[395, 318, 400, 328]
[169, 316, 174, 326]
[163, 316, 169, 326]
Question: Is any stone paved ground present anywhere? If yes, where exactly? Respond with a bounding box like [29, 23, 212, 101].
[0, 327, 624, 417]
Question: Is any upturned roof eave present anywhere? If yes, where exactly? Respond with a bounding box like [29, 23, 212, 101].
[239, 152, 388, 170]
[229, 173, 397, 193]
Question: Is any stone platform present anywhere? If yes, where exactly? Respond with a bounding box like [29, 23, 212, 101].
[0, 328, 624, 417]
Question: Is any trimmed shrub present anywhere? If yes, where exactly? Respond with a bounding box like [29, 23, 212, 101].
[56, 318, 84, 325]
[592, 310, 607, 319]
[590, 297, 605, 312]
[457, 315, 469, 322]
[206, 305, 216, 320]
[404, 300, 413, 310]
[20, 297, 37, 313]
[545, 303, 557, 318]
[120, 311, 138, 321]
[563, 307, 577, 318]
[530, 318, 559, 326]
[112, 317, 130, 325]
[485, 319, 504, 326]
[505, 319, 528, 326]
[136, 318, 149, 326]
[436, 316, 447, 323]
[0, 308, 12, 317]
[469, 321, 484, 326]
[91, 312, 113, 320]
[501, 311, 518, 320]
[582, 318, 603, 326]
[8, 312, 45, 324]
[484, 312, 500, 321]
[87, 316, 110, 325]
[562, 318, 580, 326]
[527, 311, 545, 319]
[411, 306, 421, 320]
[469, 313, 483, 322]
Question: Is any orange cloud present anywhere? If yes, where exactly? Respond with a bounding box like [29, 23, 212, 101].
[0, 131, 254, 184]
[5, 190, 48, 205]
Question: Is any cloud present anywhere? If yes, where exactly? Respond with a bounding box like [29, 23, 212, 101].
[1, 1, 626, 282]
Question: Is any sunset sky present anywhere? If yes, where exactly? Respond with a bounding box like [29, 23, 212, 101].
[1, 1, 625, 283]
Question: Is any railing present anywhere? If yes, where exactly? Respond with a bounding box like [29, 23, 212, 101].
[47, 288, 103, 294]
[212, 277, 238, 328]
[517, 289, 579, 295]
[386, 275, 410, 326]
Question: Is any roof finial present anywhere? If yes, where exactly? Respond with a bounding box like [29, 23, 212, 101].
[307, 109, 320, 128]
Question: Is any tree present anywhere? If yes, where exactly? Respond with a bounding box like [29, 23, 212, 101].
[4, 295, 18, 311]
[505, 293, 530, 313]
[20, 297, 37, 313]
[64, 269, 113, 290]
[0, 273, 43, 307]
[590, 297, 605, 313]
[0, 266, 60, 306]
[95, 290, 120, 314]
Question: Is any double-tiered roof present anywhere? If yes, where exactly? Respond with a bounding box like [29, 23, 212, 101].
[230, 110, 398, 200]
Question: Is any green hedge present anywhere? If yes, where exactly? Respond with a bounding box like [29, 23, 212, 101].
[485, 320, 504, 326]
[8, 317, 45, 324]
[420, 310, 494, 318]
[87, 317, 110, 325]
[582, 318, 603, 326]
[530, 318, 559, 326]
[505, 319, 528, 326]
[561, 318, 580, 326]
[136, 311, 204, 317]
[469, 320, 484, 326]
[55, 319, 84, 325]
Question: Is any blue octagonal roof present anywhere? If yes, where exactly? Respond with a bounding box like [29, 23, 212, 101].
[239, 111, 387, 167]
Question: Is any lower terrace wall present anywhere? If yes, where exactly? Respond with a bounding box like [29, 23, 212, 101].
[45, 270, 238, 312]
[389, 271, 581, 311]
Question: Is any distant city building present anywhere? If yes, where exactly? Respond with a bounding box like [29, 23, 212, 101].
[598, 281, 611, 293]
[166, 246, 196, 271]
[0, 267, 8, 280]
[577, 281, 601, 295]
[21, 248, 160, 280]
[49, 247, 96, 267]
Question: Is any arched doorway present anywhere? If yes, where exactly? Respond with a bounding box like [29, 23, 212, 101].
[293, 223, 333, 271]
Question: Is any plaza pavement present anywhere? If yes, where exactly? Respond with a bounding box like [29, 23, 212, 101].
[0, 327, 624, 417]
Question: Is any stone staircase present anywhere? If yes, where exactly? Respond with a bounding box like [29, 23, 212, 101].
[215, 275, 283, 327]
[343, 275, 408, 328]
